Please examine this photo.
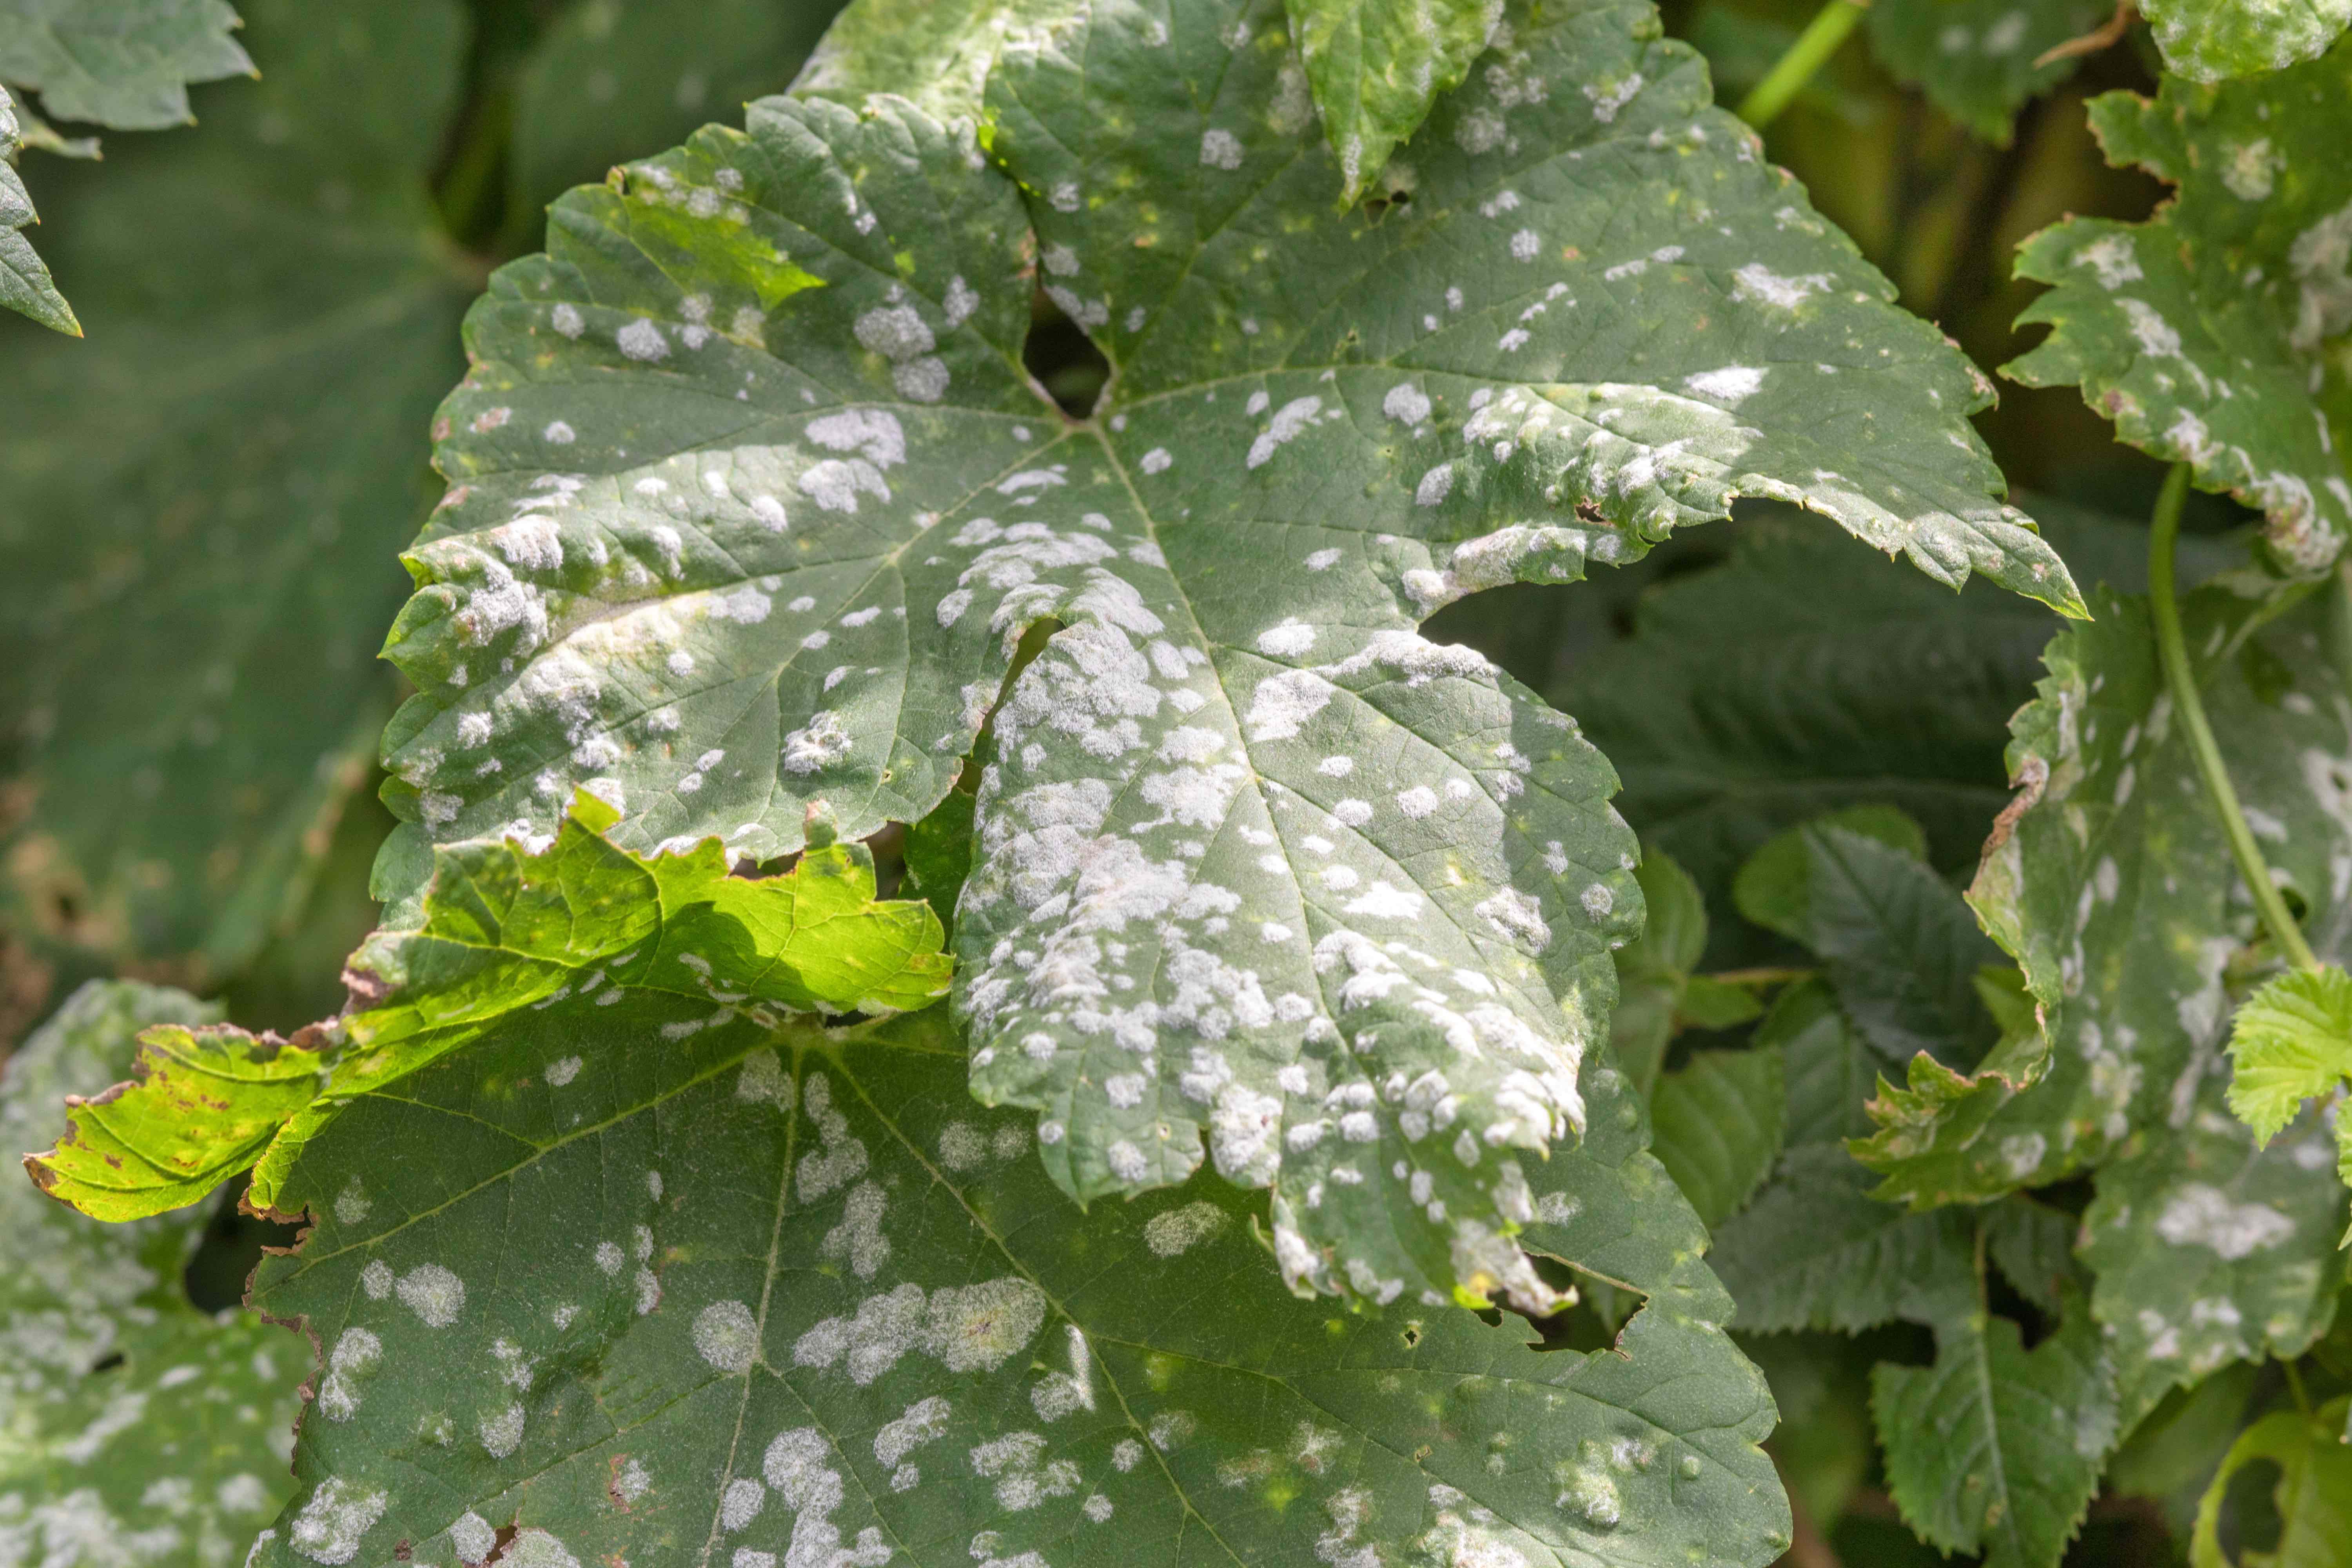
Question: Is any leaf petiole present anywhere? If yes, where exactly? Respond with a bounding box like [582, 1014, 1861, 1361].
[2147, 461, 2320, 973]
[1737, 0, 1869, 130]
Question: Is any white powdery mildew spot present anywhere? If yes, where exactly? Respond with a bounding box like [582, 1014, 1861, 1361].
[1730, 263, 1831, 310]
[737, 1049, 796, 1112]
[970, 1432, 1080, 1511]
[480, 1403, 526, 1458]
[695, 1299, 761, 1374]
[1143, 1201, 1228, 1258]
[359, 1260, 393, 1299]
[1200, 128, 1244, 169]
[821, 1180, 892, 1279]
[875, 1396, 951, 1469]
[1383, 383, 1431, 425]
[617, 318, 669, 361]
[1255, 618, 1317, 658]
[334, 1180, 370, 1225]
[1682, 366, 1764, 404]
[288, 1478, 388, 1565]
[2154, 1183, 2297, 1259]
[544, 1054, 583, 1087]
[450, 1511, 496, 1564]
[1247, 396, 1323, 469]
[791, 1277, 1047, 1385]
[722, 1478, 766, 1531]
[762, 1428, 893, 1568]
[397, 1264, 466, 1328]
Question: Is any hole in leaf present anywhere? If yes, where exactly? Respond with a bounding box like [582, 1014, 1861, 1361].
[89, 1351, 125, 1374]
[1024, 290, 1109, 419]
[183, 1181, 300, 1312]
[1400, 1322, 1422, 1348]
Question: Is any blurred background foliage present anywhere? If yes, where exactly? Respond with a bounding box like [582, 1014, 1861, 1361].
[0, 0, 2301, 1559]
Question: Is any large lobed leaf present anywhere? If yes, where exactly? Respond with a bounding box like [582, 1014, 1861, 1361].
[2009, 45, 2352, 574]
[238, 997, 1789, 1568]
[26, 797, 950, 1223]
[0, 980, 298, 1567]
[0, 0, 474, 980]
[382, 0, 2078, 1315]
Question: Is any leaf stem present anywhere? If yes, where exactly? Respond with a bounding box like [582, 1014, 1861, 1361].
[2281, 1357, 2312, 1416]
[1738, 0, 1869, 130]
[2147, 461, 2319, 972]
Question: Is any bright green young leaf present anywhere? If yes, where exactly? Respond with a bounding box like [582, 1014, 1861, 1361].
[1798, 824, 2002, 1065]
[2140, 0, 2350, 81]
[1, 980, 300, 1564]
[0, 0, 473, 980]
[238, 1003, 1789, 1568]
[0, 0, 250, 130]
[1848, 969, 2055, 1209]
[0, 82, 74, 334]
[1710, 1144, 1976, 1331]
[2009, 49, 2352, 574]
[1968, 581, 2352, 1197]
[26, 1021, 331, 1222]
[1871, 1305, 2119, 1568]
[2225, 964, 2352, 1168]
[2189, 1396, 2352, 1568]
[1648, 1046, 1784, 1228]
[1284, 0, 1502, 199]
[27, 795, 949, 1223]
[2082, 1080, 2348, 1412]
[1731, 803, 1928, 944]
[381, 0, 2076, 1315]
[1866, 0, 2104, 144]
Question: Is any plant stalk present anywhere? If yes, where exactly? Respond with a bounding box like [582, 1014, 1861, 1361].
[1738, 0, 1869, 130]
[2147, 461, 2320, 972]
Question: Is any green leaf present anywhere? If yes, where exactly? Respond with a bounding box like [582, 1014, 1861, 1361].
[1768, 977, 1878, 1149]
[1, 980, 299, 1562]
[0, 84, 76, 334]
[1871, 1305, 2119, 1568]
[0, 0, 251, 130]
[1967, 581, 2352, 1196]
[2141, 0, 2351, 82]
[0, 0, 474, 978]
[28, 796, 950, 1222]
[1847, 970, 2056, 1209]
[1711, 1144, 1976, 1331]
[25, 1020, 330, 1222]
[1865, 0, 2104, 144]
[1983, 1195, 2087, 1318]
[1610, 848, 1710, 1094]
[240, 1003, 1790, 1568]
[1555, 507, 2156, 956]
[903, 786, 978, 933]
[1648, 1046, 1784, 1228]
[383, 0, 2076, 1315]
[2009, 51, 2352, 574]
[1799, 824, 2002, 1065]
[509, 0, 850, 226]
[2225, 964, 2352, 1151]
[1284, 0, 1501, 198]
[2082, 1077, 2349, 1411]
[1732, 803, 1928, 944]
[793, 0, 1074, 121]
[2190, 1399, 2352, 1568]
